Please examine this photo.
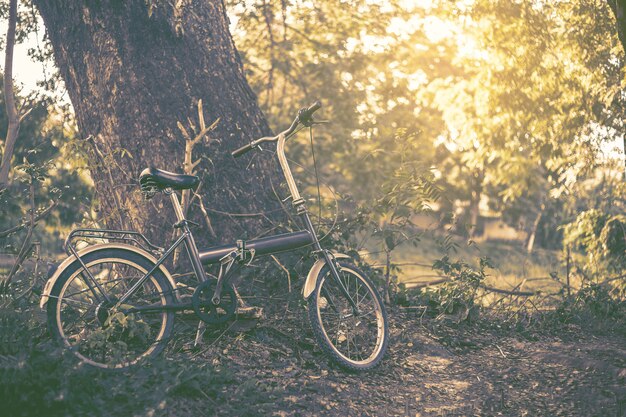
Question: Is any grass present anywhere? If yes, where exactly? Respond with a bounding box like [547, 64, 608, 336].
[360, 232, 568, 295]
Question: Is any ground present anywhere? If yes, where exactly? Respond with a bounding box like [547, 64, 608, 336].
[159, 309, 626, 417]
[3, 239, 623, 417]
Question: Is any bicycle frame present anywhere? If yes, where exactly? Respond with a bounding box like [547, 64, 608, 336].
[41, 129, 358, 312]
[41, 102, 389, 371]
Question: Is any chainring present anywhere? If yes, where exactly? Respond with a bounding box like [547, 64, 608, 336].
[191, 280, 237, 325]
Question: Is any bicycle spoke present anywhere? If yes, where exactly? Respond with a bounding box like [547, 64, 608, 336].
[54, 256, 172, 369]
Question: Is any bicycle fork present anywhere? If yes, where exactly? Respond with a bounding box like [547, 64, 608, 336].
[297, 203, 360, 314]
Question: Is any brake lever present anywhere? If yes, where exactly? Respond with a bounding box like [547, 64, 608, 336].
[312, 120, 330, 125]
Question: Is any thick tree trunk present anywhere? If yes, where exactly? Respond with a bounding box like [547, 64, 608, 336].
[34, 0, 281, 245]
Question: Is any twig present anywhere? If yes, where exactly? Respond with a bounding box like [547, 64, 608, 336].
[405, 278, 450, 288]
[191, 320, 238, 358]
[204, 206, 282, 218]
[191, 182, 216, 238]
[174, 100, 218, 266]
[371, 262, 434, 268]
[487, 278, 528, 309]
[271, 255, 291, 292]
[597, 274, 626, 286]
[480, 285, 536, 297]
[0, 200, 56, 238]
[13, 242, 40, 302]
[495, 344, 507, 359]
[6, 178, 36, 283]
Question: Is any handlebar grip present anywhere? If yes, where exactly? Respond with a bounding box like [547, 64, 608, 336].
[299, 100, 322, 121]
[231, 142, 253, 158]
[306, 100, 322, 114]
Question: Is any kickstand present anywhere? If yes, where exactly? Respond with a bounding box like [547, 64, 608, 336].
[194, 320, 206, 347]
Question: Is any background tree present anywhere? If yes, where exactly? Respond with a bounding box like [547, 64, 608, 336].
[603, 0, 626, 175]
[2, 0, 624, 263]
[230, 0, 624, 254]
[0, 81, 92, 254]
[0, 0, 20, 189]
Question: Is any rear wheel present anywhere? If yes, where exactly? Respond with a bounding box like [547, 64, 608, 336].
[47, 248, 175, 369]
[307, 262, 388, 371]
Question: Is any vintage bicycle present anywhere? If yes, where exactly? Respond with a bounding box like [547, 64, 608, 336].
[40, 102, 389, 371]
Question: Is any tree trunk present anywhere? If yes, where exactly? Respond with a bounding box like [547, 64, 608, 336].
[468, 168, 484, 239]
[0, 0, 20, 190]
[608, 0, 626, 51]
[525, 204, 544, 254]
[33, 0, 281, 246]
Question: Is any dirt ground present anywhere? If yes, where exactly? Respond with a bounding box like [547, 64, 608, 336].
[164, 309, 626, 417]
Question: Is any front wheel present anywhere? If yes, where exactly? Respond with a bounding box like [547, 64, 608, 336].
[307, 261, 389, 371]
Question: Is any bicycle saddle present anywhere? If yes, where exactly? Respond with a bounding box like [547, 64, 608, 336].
[139, 167, 199, 192]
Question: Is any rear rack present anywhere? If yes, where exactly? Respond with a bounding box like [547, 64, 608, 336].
[64, 228, 165, 256]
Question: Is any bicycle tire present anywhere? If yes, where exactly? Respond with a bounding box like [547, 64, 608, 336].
[307, 262, 389, 371]
[47, 248, 175, 369]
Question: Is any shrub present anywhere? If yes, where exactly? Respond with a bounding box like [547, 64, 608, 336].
[563, 209, 626, 277]
[401, 256, 493, 322]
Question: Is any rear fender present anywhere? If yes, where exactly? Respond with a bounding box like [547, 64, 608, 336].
[302, 253, 351, 299]
[40, 243, 178, 309]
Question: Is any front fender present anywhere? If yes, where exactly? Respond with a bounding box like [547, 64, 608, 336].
[302, 253, 351, 299]
[40, 243, 178, 309]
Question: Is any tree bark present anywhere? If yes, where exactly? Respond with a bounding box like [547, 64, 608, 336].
[33, 0, 281, 245]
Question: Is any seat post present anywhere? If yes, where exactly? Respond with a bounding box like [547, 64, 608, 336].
[168, 189, 186, 222]
[166, 188, 207, 283]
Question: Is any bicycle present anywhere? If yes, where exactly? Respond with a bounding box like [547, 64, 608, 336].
[40, 101, 389, 371]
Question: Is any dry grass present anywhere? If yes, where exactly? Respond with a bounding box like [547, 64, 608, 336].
[361, 233, 569, 295]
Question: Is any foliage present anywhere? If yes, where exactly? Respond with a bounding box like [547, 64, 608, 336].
[2, 0, 624, 255]
[0, 288, 257, 417]
[553, 282, 625, 334]
[227, 0, 626, 255]
[402, 256, 493, 322]
[0, 80, 93, 254]
[563, 209, 626, 276]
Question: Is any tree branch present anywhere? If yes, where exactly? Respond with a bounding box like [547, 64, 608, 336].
[0, 200, 57, 238]
[405, 277, 538, 296]
[5, 178, 36, 283]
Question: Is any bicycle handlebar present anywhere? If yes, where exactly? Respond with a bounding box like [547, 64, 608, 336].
[298, 100, 322, 125]
[231, 142, 254, 158]
[231, 101, 322, 158]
